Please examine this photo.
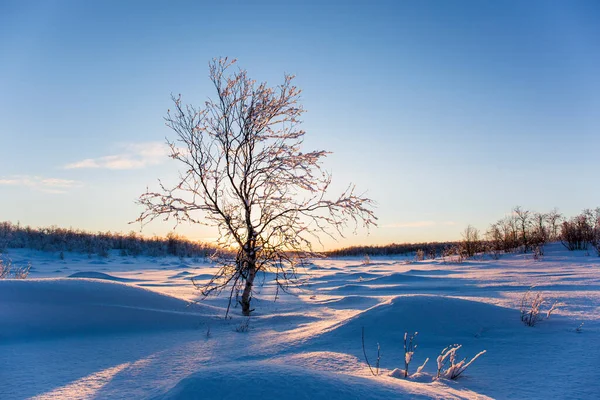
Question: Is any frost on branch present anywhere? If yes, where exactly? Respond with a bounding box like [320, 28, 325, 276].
[436, 344, 486, 380]
[0, 256, 30, 279]
[135, 57, 376, 316]
[403, 331, 418, 378]
[520, 288, 563, 327]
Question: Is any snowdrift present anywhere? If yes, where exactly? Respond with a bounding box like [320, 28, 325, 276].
[0, 278, 210, 341]
[67, 271, 137, 282]
[306, 295, 521, 369]
[154, 362, 480, 400]
[317, 295, 519, 342]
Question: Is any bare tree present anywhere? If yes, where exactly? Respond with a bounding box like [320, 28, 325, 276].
[460, 225, 481, 258]
[513, 206, 531, 252]
[545, 208, 563, 241]
[136, 58, 376, 316]
[485, 223, 503, 259]
[530, 212, 548, 255]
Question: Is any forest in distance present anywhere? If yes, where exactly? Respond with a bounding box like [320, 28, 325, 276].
[2, 206, 599, 259]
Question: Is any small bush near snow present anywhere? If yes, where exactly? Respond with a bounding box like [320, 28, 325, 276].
[414, 249, 425, 261]
[362, 329, 428, 380]
[442, 245, 465, 264]
[362, 254, 371, 266]
[436, 344, 486, 380]
[520, 289, 562, 327]
[361, 327, 380, 376]
[403, 332, 418, 378]
[235, 317, 251, 333]
[0, 256, 30, 279]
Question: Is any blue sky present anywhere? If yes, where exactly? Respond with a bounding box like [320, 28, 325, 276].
[1, 0, 599, 249]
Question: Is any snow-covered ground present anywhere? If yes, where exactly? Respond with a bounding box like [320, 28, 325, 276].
[1, 243, 598, 399]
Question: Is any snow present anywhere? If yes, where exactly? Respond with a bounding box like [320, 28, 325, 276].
[1, 243, 599, 399]
[0, 279, 212, 341]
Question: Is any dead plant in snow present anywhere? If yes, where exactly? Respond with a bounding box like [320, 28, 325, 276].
[0, 257, 30, 279]
[362, 328, 429, 379]
[403, 332, 418, 378]
[414, 249, 425, 261]
[361, 327, 380, 376]
[235, 317, 251, 333]
[436, 344, 486, 380]
[520, 289, 562, 327]
[362, 254, 371, 266]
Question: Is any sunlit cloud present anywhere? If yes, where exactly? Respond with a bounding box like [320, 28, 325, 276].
[64, 142, 168, 170]
[382, 221, 456, 229]
[0, 176, 81, 194]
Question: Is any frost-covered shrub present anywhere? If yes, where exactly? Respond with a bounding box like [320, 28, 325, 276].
[364, 329, 428, 380]
[442, 245, 464, 264]
[395, 331, 429, 379]
[436, 344, 486, 380]
[362, 254, 371, 266]
[363, 331, 485, 381]
[520, 290, 544, 326]
[0, 258, 9, 279]
[403, 332, 417, 378]
[235, 317, 251, 333]
[0, 256, 30, 279]
[414, 249, 425, 261]
[520, 290, 561, 327]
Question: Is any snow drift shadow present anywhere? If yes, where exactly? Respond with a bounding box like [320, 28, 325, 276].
[0, 279, 213, 341]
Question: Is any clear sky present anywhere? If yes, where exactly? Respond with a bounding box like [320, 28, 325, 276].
[1, 0, 599, 250]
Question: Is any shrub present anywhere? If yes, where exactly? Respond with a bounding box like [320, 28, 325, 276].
[362, 254, 371, 266]
[436, 344, 486, 380]
[460, 225, 482, 258]
[442, 245, 464, 264]
[235, 317, 251, 333]
[361, 327, 379, 376]
[520, 289, 561, 327]
[0, 256, 31, 279]
[560, 209, 599, 251]
[533, 246, 543, 260]
[427, 247, 437, 260]
[414, 249, 425, 261]
[403, 332, 420, 378]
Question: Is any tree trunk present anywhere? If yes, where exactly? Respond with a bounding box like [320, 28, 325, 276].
[240, 261, 256, 316]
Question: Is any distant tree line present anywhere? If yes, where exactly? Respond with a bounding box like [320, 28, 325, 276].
[325, 241, 460, 259]
[459, 206, 600, 260]
[3, 206, 598, 261]
[0, 221, 218, 258]
[327, 206, 600, 261]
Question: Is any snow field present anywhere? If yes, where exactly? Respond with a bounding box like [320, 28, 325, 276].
[1, 243, 598, 399]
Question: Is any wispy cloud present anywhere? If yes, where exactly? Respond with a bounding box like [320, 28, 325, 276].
[64, 142, 168, 170]
[382, 221, 456, 229]
[0, 176, 81, 194]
